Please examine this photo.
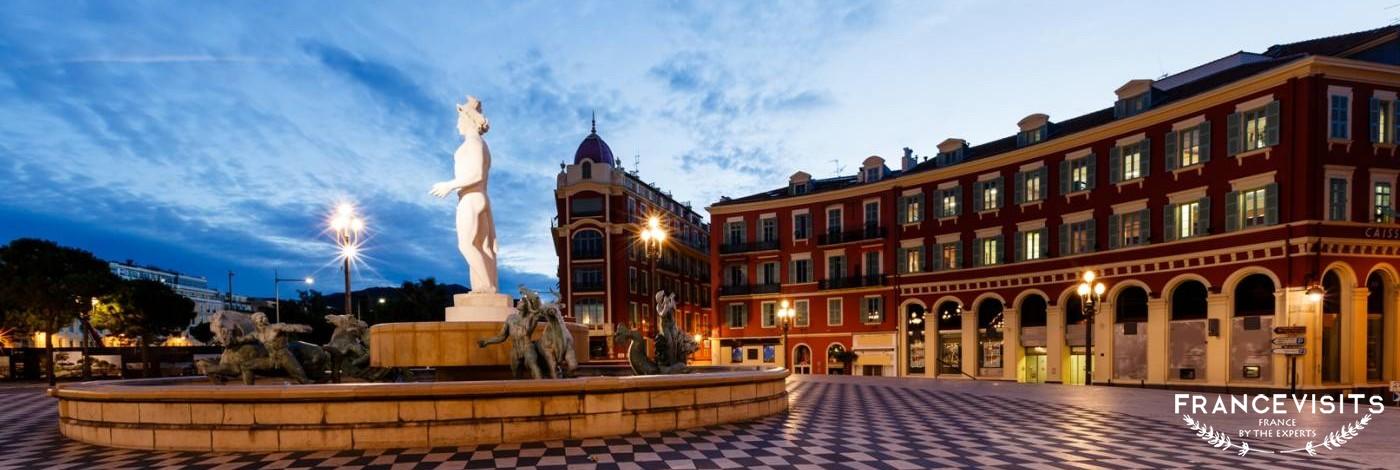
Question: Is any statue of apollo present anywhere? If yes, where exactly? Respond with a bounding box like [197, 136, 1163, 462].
[430, 96, 499, 294]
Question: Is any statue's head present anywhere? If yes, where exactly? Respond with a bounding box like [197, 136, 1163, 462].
[457, 96, 490, 136]
[251, 312, 268, 327]
[325, 314, 365, 330]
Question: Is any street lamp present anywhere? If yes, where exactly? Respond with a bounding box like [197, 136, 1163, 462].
[1076, 270, 1106, 386]
[639, 214, 668, 329]
[330, 203, 366, 318]
[274, 270, 314, 324]
[777, 300, 795, 370]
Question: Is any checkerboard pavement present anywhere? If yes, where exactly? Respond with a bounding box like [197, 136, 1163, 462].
[0, 377, 1377, 469]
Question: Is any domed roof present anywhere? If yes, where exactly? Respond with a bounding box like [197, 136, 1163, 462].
[573, 119, 614, 165]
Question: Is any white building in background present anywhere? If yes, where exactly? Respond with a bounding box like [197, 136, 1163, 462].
[39, 261, 252, 347]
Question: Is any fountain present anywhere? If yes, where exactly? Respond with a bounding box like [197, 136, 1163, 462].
[49, 96, 787, 452]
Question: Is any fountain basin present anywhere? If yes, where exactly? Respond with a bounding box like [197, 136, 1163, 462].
[369, 321, 589, 372]
[50, 367, 788, 452]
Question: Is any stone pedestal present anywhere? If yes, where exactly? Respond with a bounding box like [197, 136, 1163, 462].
[445, 292, 514, 322]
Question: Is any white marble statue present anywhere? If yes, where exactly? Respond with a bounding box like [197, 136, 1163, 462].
[430, 96, 499, 294]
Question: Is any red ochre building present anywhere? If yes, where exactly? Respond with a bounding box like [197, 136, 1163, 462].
[706, 26, 1400, 392]
[554, 122, 713, 362]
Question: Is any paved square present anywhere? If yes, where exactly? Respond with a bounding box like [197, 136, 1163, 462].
[0, 377, 1390, 469]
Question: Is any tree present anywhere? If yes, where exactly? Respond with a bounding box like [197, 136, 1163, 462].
[0, 238, 118, 385]
[92, 279, 195, 377]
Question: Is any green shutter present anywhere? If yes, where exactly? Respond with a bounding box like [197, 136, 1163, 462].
[953, 187, 962, 216]
[1109, 147, 1122, 184]
[1038, 167, 1049, 199]
[1014, 232, 1024, 262]
[1140, 138, 1151, 177]
[972, 238, 983, 267]
[1108, 214, 1121, 249]
[995, 235, 1004, 264]
[1199, 121, 1212, 163]
[1038, 228, 1049, 258]
[1265, 183, 1279, 225]
[1372, 97, 1383, 143]
[1391, 100, 1400, 146]
[896, 247, 907, 274]
[897, 197, 909, 224]
[972, 183, 984, 212]
[1086, 219, 1097, 253]
[1059, 224, 1070, 256]
[1060, 160, 1071, 194]
[1227, 112, 1242, 155]
[954, 240, 963, 269]
[1139, 208, 1152, 245]
[930, 244, 944, 271]
[1265, 101, 1280, 147]
[1163, 203, 1177, 241]
[1225, 191, 1239, 232]
[1015, 172, 1026, 204]
[1197, 196, 1211, 235]
[995, 177, 1004, 208]
[1164, 130, 1178, 171]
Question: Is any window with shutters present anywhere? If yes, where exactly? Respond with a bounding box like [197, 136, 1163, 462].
[940, 188, 960, 217]
[1112, 140, 1147, 182]
[864, 251, 881, 277]
[827, 298, 843, 326]
[1065, 220, 1094, 255]
[727, 303, 746, 328]
[1228, 102, 1279, 155]
[1330, 95, 1350, 140]
[977, 236, 1002, 266]
[1329, 178, 1348, 221]
[759, 217, 777, 242]
[1375, 182, 1393, 223]
[978, 179, 1001, 211]
[900, 194, 923, 224]
[1019, 230, 1044, 261]
[1242, 107, 1270, 151]
[630, 302, 641, 325]
[1017, 126, 1046, 147]
[1179, 127, 1202, 167]
[1241, 188, 1269, 227]
[863, 201, 879, 229]
[827, 255, 846, 280]
[899, 245, 924, 273]
[1373, 97, 1396, 145]
[795, 300, 809, 327]
[862, 296, 884, 324]
[726, 264, 745, 287]
[726, 221, 745, 245]
[1176, 201, 1201, 239]
[1019, 168, 1045, 204]
[826, 208, 842, 235]
[790, 258, 812, 283]
[629, 268, 638, 293]
[1112, 210, 1149, 248]
[758, 262, 779, 285]
[1067, 157, 1093, 192]
[793, 213, 810, 240]
[761, 301, 776, 328]
[940, 242, 960, 270]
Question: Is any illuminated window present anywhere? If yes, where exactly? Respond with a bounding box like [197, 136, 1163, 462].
[1241, 188, 1268, 227]
[1376, 182, 1393, 223]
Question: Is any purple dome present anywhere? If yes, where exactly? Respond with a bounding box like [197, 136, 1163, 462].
[573, 128, 614, 165]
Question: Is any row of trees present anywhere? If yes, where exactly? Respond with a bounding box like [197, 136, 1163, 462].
[0, 238, 194, 385]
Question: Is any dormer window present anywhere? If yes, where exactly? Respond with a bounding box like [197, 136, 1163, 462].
[788, 171, 813, 195]
[935, 138, 968, 167]
[864, 167, 881, 182]
[859, 156, 887, 183]
[1016, 114, 1050, 148]
[790, 182, 810, 195]
[1016, 126, 1047, 147]
[1114, 79, 1155, 118]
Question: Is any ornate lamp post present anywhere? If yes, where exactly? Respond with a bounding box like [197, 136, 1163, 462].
[639, 214, 668, 329]
[777, 300, 795, 370]
[1076, 270, 1106, 386]
[330, 203, 366, 319]
[274, 270, 314, 323]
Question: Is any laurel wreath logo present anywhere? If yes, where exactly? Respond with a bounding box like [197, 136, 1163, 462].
[1182, 413, 1374, 457]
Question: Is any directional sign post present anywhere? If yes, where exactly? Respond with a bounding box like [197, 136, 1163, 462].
[1272, 347, 1306, 355]
[1272, 336, 1305, 346]
[1274, 326, 1306, 335]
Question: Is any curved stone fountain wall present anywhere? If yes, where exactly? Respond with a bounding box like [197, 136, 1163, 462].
[50, 368, 788, 452]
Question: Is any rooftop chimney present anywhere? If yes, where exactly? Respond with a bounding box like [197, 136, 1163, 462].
[901, 147, 917, 171]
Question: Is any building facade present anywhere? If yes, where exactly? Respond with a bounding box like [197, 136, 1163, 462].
[707, 26, 1400, 392]
[554, 123, 713, 361]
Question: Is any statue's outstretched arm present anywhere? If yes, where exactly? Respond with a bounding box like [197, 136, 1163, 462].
[478, 322, 509, 347]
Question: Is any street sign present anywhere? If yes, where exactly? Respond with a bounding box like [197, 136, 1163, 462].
[1272, 336, 1305, 346]
[1274, 326, 1306, 335]
[1273, 347, 1306, 355]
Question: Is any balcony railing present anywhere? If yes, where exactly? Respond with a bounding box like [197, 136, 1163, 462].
[718, 239, 780, 254]
[818, 274, 887, 290]
[718, 283, 781, 296]
[573, 250, 604, 260]
[572, 282, 605, 292]
[818, 226, 886, 245]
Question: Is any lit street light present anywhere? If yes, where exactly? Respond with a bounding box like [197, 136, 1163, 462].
[274, 270, 314, 323]
[639, 214, 668, 330]
[330, 203, 366, 318]
[1076, 270, 1106, 386]
[777, 300, 795, 370]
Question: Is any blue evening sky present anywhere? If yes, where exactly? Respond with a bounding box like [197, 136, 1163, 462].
[0, 2, 1389, 296]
